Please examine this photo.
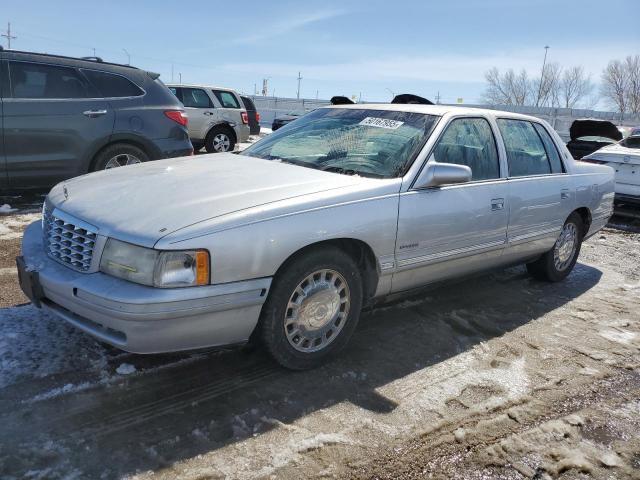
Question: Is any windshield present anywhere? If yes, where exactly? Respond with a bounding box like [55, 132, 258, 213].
[242, 108, 439, 178]
[621, 136, 640, 149]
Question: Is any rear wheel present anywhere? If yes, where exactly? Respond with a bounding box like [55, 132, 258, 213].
[258, 247, 363, 370]
[205, 126, 235, 153]
[92, 143, 149, 171]
[527, 212, 584, 282]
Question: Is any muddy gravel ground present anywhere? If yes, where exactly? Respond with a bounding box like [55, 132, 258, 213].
[0, 199, 639, 480]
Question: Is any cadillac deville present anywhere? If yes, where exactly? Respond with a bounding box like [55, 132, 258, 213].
[17, 105, 615, 370]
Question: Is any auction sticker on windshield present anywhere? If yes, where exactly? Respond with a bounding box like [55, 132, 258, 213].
[359, 117, 404, 129]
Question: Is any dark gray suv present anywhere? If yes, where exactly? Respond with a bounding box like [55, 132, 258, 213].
[0, 49, 193, 189]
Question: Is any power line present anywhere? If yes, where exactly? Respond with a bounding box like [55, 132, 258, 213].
[1, 22, 17, 49]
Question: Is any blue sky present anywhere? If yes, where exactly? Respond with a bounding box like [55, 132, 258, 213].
[3, 0, 638, 105]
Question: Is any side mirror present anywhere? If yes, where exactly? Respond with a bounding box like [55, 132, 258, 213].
[414, 162, 472, 189]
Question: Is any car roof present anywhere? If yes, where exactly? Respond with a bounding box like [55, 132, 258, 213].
[323, 103, 546, 122]
[167, 83, 238, 93]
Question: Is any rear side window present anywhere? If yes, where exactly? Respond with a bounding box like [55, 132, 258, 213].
[212, 90, 240, 108]
[168, 86, 182, 101]
[9, 61, 91, 99]
[241, 95, 256, 111]
[180, 88, 213, 108]
[432, 117, 500, 181]
[81, 69, 144, 97]
[532, 123, 564, 173]
[497, 119, 552, 177]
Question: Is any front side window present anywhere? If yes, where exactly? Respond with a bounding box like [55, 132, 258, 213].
[9, 61, 90, 99]
[212, 90, 240, 108]
[181, 88, 213, 108]
[432, 117, 500, 181]
[81, 69, 144, 98]
[497, 119, 552, 177]
[242, 108, 439, 178]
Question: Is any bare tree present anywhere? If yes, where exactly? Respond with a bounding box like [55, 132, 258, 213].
[482, 68, 531, 106]
[601, 59, 628, 114]
[559, 66, 593, 108]
[534, 62, 562, 107]
[625, 55, 640, 114]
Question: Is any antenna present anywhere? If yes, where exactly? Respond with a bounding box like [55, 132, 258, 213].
[1, 22, 16, 49]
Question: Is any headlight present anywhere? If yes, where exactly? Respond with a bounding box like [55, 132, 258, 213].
[99, 239, 209, 288]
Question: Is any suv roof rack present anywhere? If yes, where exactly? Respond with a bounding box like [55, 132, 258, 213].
[80, 56, 104, 63]
[3, 49, 138, 70]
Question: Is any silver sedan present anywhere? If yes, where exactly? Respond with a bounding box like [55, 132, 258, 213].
[18, 104, 615, 370]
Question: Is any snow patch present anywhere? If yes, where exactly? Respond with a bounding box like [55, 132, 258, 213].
[116, 363, 137, 375]
[0, 203, 18, 214]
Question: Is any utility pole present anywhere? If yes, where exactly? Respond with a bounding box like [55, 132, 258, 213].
[92, 47, 96, 57]
[179, 72, 182, 83]
[1, 22, 16, 49]
[435, 91, 441, 104]
[536, 45, 550, 107]
[123, 48, 130, 65]
[171, 64, 174, 82]
[296, 72, 303, 100]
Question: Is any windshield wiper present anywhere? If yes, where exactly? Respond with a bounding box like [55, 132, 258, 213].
[266, 156, 322, 170]
[321, 165, 384, 178]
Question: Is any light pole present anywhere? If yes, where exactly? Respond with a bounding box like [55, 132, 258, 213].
[123, 48, 130, 65]
[296, 71, 303, 100]
[385, 87, 395, 100]
[536, 45, 549, 107]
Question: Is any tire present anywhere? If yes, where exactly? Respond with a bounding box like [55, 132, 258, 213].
[258, 246, 363, 370]
[526, 212, 584, 282]
[92, 143, 149, 171]
[205, 126, 235, 153]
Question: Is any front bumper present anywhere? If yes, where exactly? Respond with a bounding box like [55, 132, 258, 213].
[20, 221, 271, 353]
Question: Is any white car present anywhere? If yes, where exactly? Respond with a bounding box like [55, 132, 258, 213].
[167, 84, 250, 153]
[583, 134, 640, 206]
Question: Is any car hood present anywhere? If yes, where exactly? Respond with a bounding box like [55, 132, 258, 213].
[275, 115, 299, 121]
[569, 119, 622, 141]
[48, 154, 368, 247]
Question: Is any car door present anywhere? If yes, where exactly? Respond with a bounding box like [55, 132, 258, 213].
[392, 116, 509, 293]
[0, 56, 6, 191]
[178, 87, 215, 141]
[4, 59, 114, 188]
[497, 118, 573, 262]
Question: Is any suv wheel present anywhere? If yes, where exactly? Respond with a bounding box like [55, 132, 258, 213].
[526, 212, 584, 282]
[205, 126, 235, 153]
[258, 246, 363, 370]
[92, 143, 149, 171]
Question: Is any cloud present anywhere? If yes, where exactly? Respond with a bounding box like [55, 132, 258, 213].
[234, 8, 349, 44]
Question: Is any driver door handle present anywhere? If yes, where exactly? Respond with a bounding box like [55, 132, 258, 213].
[83, 109, 107, 118]
[491, 198, 504, 211]
[204, 111, 215, 116]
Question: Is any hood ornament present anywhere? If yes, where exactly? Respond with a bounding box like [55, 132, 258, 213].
[63, 185, 69, 200]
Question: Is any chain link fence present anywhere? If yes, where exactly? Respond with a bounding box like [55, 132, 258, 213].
[247, 95, 640, 140]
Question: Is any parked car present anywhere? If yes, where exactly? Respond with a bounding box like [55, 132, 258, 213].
[583, 134, 640, 206]
[630, 126, 640, 137]
[167, 84, 250, 153]
[240, 95, 261, 136]
[272, 110, 306, 131]
[18, 105, 614, 370]
[0, 49, 193, 190]
[566, 119, 622, 159]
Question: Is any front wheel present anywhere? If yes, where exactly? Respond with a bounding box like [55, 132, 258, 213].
[527, 212, 584, 282]
[258, 247, 363, 370]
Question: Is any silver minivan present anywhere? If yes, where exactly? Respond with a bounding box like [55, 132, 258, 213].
[167, 84, 250, 153]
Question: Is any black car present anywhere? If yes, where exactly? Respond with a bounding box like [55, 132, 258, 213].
[240, 95, 260, 136]
[0, 48, 193, 190]
[271, 110, 306, 131]
[566, 119, 622, 160]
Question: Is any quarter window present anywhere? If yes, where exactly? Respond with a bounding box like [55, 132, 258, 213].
[497, 119, 552, 177]
[81, 69, 144, 97]
[432, 117, 500, 181]
[9, 61, 90, 99]
[532, 123, 564, 173]
[181, 88, 213, 108]
[212, 90, 240, 108]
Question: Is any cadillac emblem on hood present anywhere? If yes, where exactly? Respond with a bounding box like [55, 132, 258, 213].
[63, 185, 69, 200]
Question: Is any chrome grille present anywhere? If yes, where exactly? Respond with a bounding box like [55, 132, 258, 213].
[43, 207, 98, 272]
